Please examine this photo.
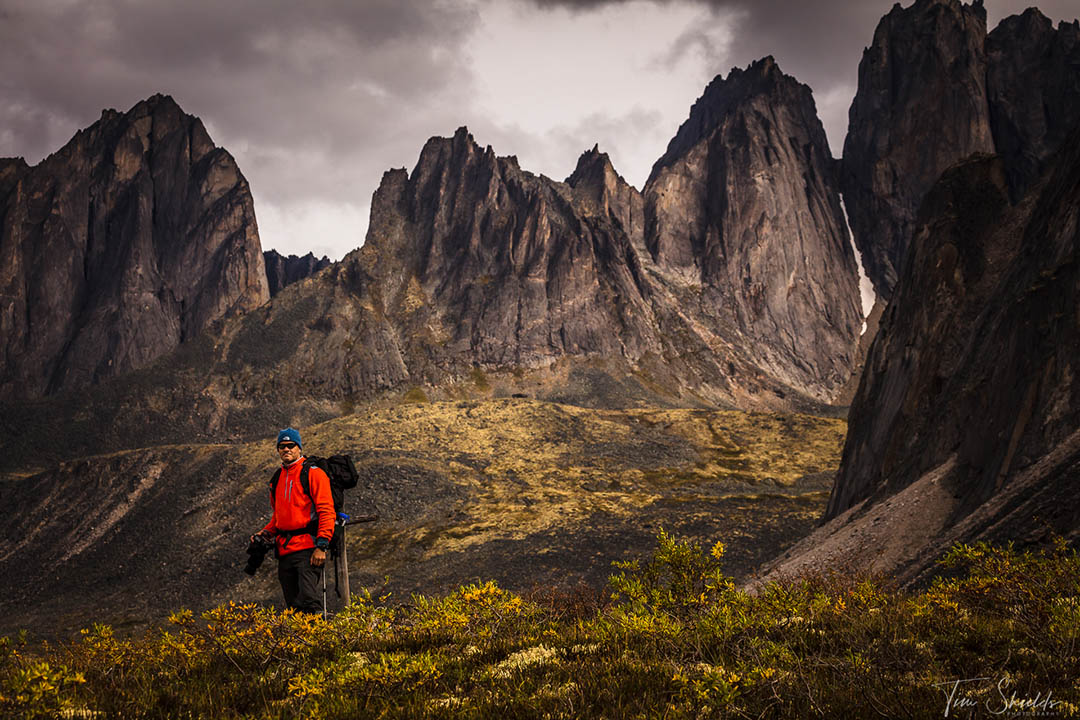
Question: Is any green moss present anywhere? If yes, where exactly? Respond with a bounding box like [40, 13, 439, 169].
[402, 386, 429, 404]
[470, 366, 491, 391]
[226, 295, 319, 369]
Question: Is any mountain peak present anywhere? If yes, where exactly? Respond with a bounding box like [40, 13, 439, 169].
[126, 93, 187, 122]
[749, 55, 779, 75]
[643, 48, 860, 399]
[0, 93, 268, 400]
[566, 144, 615, 187]
[649, 56, 809, 186]
[842, 0, 993, 298]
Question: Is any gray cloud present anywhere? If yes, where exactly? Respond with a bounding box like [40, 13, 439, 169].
[525, 0, 1080, 153]
[0, 0, 481, 257]
[2, 0, 1076, 259]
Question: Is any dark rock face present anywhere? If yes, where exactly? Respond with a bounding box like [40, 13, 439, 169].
[0, 95, 268, 400]
[828, 153, 1015, 518]
[986, 11, 1080, 199]
[843, 1, 1080, 299]
[645, 57, 862, 400]
[842, 0, 994, 298]
[263, 250, 331, 296]
[384, 127, 658, 367]
[818, 124, 1080, 575]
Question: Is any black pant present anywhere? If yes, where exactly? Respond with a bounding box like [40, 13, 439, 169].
[277, 549, 322, 614]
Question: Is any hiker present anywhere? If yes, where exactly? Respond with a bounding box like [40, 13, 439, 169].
[250, 428, 335, 614]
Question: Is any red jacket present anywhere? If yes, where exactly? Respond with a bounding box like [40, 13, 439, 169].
[261, 457, 335, 556]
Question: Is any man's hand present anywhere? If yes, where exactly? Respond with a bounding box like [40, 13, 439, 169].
[311, 548, 326, 567]
[250, 530, 273, 544]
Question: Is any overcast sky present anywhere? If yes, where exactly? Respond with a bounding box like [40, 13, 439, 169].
[2, 0, 1076, 260]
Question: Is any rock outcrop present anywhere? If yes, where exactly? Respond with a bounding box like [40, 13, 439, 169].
[566, 144, 645, 251]
[376, 128, 659, 368]
[843, 0, 1080, 298]
[645, 57, 862, 400]
[0, 94, 268, 400]
[841, 0, 994, 298]
[768, 124, 1080, 583]
[263, 250, 331, 296]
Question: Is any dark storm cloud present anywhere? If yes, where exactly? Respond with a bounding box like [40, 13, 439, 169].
[0, 0, 478, 208]
[529, 0, 884, 80]
[4, 0, 1075, 259]
[526, 0, 1080, 154]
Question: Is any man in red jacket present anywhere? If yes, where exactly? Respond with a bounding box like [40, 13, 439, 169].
[252, 427, 335, 614]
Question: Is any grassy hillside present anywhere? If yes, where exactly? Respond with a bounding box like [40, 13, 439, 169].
[316, 401, 843, 597]
[0, 399, 844, 639]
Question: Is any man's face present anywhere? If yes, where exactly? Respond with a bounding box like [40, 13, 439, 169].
[277, 440, 301, 465]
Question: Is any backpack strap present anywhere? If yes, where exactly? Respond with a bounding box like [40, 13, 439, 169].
[270, 468, 283, 500]
[270, 462, 313, 501]
[270, 463, 319, 555]
[299, 463, 311, 500]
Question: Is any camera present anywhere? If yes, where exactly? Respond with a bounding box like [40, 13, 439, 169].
[244, 534, 274, 576]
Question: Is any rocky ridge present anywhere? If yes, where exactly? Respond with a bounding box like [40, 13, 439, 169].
[264, 250, 331, 296]
[646, 56, 862, 400]
[1, 59, 862, 416]
[0, 94, 269, 400]
[211, 56, 863, 414]
[842, 0, 1080, 298]
[768, 123, 1080, 583]
[210, 128, 758, 411]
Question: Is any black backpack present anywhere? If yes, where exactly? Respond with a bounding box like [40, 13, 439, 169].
[270, 454, 359, 555]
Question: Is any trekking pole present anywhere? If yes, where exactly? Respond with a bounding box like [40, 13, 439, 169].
[336, 512, 378, 608]
[337, 513, 351, 607]
[321, 563, 327, 620]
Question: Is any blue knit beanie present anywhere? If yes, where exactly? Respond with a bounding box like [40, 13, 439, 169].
[276, 428, 302, 447]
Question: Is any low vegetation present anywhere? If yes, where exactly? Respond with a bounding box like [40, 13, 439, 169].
[3, 534, 1077, 719]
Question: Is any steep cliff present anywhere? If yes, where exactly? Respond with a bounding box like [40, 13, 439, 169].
[264, 249, 331, 296]
[382, 129, 658, 366]
[843, 1, 1080, 298]
[986, 10, 1080, 199]
[0, 95, 269, 400]
[768, 125, 1080, 583]
[828, 153, 1017, 519]
[842, 0, 994, 298]
[645, 57, 862, 401]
